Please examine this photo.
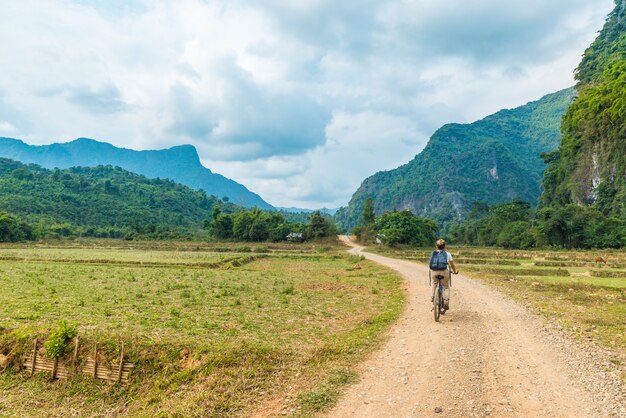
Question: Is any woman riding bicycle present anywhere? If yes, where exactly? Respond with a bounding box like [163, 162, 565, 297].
[429, 239, 459, 310]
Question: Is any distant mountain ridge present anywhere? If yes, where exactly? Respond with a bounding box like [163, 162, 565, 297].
[276, 206, 339, 215]
[0, 137, 273, 209]
[335, 88, 576, 231]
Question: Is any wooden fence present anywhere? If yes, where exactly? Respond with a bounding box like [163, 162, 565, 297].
[23, 337, 134, 383]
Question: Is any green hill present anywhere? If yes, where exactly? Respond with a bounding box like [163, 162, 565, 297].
[541, 0, 626, 217]
[0, 137, 273, 210]
[0, 158, 223, 238]
[335, 88, 575, 231]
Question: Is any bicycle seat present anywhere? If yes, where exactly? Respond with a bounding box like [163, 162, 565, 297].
[435, 274, 444, 280]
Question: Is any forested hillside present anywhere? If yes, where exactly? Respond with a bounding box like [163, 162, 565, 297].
[0, 158, 333, 242]
[449, 0, 626, 249]
[335, 88, 575, 231]
[0, 158, 223, 238]
[0, 137, 273, 209]
[541, 0, 626, 217]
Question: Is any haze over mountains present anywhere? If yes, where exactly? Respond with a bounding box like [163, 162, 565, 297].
[276, 206, 338, 215]
[0, 137, 273, 210]
[335, 88, 576, 231]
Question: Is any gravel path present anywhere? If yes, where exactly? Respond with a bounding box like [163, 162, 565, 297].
[327, 237, 625, 417]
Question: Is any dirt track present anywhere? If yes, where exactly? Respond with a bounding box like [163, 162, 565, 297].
[327, 237, 625, 417]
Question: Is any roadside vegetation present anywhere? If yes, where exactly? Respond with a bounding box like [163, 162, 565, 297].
[371, 245, 626, 363]
[0, 239, 404, 416]
[351, 196, 626, 251]
[448, 198, 626, 249]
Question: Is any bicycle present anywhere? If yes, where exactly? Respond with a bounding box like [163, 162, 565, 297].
[431, 270, 458, 322]
[432, 273, 446, 322]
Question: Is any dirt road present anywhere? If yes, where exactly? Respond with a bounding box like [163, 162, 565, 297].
[328, 237, 625, 417]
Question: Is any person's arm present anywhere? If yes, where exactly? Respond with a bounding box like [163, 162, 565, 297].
[449, 259, 458, 274]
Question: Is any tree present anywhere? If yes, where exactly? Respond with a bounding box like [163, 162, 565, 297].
[473, 199, 532, 246]
[211, 213, 234, 239]
[361, 197, 376, 226]
[496, 221, 535, 249]
[374, 210, 438, 246]
[0, 212, 33, 242]
[306, 211, 336, 239]
[233, 211, 255, 240]
[248, 218, 269, 241]
[268, 222, 291, 242]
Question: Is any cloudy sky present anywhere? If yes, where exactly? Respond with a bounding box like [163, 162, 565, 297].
[0, 0, 614, 208]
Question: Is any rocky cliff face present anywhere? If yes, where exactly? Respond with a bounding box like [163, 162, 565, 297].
[540, 0, 626, 216]
[0, 137, 273, 209]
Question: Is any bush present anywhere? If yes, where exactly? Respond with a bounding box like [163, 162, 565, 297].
[44, 320, 78, 359]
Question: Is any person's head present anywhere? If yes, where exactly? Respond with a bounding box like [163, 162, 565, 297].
[436, 239, 446, 250]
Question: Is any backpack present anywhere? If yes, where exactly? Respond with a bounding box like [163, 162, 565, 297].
[429, 251, 448, 271]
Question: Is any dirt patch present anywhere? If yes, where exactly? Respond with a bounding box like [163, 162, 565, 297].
[251, 397, 286, 418]
[179, 350, 202, 370]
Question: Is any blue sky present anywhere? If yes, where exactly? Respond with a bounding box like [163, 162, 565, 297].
[0, 0, 614, 208]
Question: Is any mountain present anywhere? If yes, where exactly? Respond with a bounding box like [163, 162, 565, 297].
[541, 0, 626, 217]
[0, 158, 223, 236]
[276, 207, 339, 215]
[0, 137, 273, 210]
[335, 88, 576, 231]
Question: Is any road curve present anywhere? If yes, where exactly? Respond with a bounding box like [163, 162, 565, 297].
[327, 236, 625, 418]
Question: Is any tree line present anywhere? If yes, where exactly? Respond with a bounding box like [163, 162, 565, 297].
[208, 207, 336, 242]
[0, 158, 338, 243]
[353, 197, 625, 250]
[353, 198, 439, 246]
[448, 199, 626, 249]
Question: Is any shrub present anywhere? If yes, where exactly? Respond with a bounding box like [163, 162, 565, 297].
[44, 320, 78, 359]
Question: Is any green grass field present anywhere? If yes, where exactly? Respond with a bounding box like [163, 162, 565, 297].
[371, 245, 626, 360]
[0, 239, 405, 417]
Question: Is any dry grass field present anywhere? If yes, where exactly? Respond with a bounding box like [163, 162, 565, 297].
[0, 239, 404, 417]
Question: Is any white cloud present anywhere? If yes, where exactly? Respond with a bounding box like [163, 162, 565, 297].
[0, 0, 615, 207]
[208, 110, 430, 208]
[0, 121, 16, 133]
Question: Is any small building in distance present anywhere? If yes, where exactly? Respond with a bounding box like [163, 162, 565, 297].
[286, 232, 304, 242]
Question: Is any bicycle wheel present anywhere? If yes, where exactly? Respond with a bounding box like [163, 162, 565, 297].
[433, 286, 441, 322]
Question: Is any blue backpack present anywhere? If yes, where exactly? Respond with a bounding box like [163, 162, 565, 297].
[429, 251, 448, 271]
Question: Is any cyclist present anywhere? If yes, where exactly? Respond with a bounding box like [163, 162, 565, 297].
[429, 239, 458, 310]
